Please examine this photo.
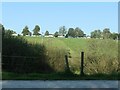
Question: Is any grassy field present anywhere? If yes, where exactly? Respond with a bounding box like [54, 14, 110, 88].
[2, 36, 119, 80]
[23, 36, 119, 75]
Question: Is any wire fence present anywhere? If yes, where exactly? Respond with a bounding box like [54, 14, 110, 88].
[2, 55, 41, 59]
[2, 52, 86, 75]
[2, 54, 53, 73]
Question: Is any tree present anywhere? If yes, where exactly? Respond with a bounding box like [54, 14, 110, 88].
[65, 34, 68, 38]
[102, 28, 111, 39]
[22, 26, 30, 36]
[33, 25, 40, 36]
[110, 33, 118, 40]
[118, 33, 120, 40]
[0, 24, 5, 37]
[74, 27, 84, 37]
[59, 26, 67, 36]
[4, 29, 16, 37]
[29, 32, 32, 36]
[91, 30, 102, 38]
[45, 31, 49, 36]
[54, 31, 59, 37]
[67, 28, 75, 38]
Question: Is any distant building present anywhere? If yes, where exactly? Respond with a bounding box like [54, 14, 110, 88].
[58, 35, 64, 38]
[86, 35, 91, 39]
[12, 33, 18, 36]
[44, 34, 54, 38]
[32, 34, 41, 37]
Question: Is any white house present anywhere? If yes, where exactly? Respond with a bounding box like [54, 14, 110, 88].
[44, 34, 54, 38]
[58, 35, 64, 38]
[86, 35, 91, 39]
[12, 33, 18, 36]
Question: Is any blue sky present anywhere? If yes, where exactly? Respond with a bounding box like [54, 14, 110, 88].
[1, 2, 118, 35]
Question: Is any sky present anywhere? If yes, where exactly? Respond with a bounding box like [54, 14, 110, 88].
[1, 2, 118, 35]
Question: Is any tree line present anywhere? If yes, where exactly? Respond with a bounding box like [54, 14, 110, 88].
[91, 28, 120, 40]
[21, 25, 85, 38]
[21, 25, 120, 40]
[1, 24, 120, 40]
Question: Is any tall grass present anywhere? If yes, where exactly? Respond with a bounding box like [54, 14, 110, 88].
[2, 36, 54, 73]
[24, 37, 67, 72]
[19, 37, 119, 75]
[84, 39, 119, 74]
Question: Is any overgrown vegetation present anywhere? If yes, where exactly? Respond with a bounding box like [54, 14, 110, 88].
[2, 24, 119, 79]
[85, 39, 119, 74]
[24, 37, 119, 75]
[2, 35, 54, 73]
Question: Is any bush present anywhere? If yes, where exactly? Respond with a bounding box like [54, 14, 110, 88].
[2, 36, 54, 73]
[84, 39, 119, 74]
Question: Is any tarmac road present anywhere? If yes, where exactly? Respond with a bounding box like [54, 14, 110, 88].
[1, 80, 119, 88]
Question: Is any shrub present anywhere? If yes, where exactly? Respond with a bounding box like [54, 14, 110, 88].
[84, 39, 119, 74]
[2, 36, 54, 73]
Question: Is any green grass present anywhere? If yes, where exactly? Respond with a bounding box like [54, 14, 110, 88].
[23, 37, 119, 74]
[2, 36, 119, 80]
[2, 71, 120, 80]
[23, 37, 88, 73]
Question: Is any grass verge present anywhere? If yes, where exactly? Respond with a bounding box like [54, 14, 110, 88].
[2, 72, 120, 80]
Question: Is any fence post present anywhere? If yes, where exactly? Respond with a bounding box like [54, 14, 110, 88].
[80, 51, 84, 76]
[65, 55, 70, 72]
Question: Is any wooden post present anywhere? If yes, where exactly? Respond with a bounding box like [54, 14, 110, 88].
[80, 52, 84, 76]
[65, 55, 70, 72]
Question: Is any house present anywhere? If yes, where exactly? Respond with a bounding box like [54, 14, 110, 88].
[44, 34, 54, 38]
[58, 35, 64, 38]
[86, 35, 91, 39]
[12, 33, 18, 36]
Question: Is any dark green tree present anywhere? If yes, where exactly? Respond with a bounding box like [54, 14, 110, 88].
[110, 33, 118, 40]
[33, 25, 40, 36]
[102, 28, 111, 39]
[68, 28, 75, 38]
[59, 26, 67, 36]
[0, 24, 5, 37]
[118, 33, 120, 40]
[54, 31, 59, 37]
[29, 32, 32, 36]
[22, 26, 30, 36]
[74, 27, 84, 37]
[4, 29, 16, 37]
[45, 30, 49, 36]
[91, 30, 102, 38]
[65, 34, 68, 38]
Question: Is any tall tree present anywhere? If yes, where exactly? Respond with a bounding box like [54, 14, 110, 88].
[29, 32, 32, 36]
[91, 30, 102, 38]
[45, 30, 49, 36]
[110, 33, 118, 40]
[33, 25, 40, 35]
[74, 27, 84, 37]
[54, 31, 59, 37]
[0, 24, 5, 37]
[118, 33, 120, 40]
[22, 26, 30, 36]
[102, 28, 111, 39]
[59, 26, 67, 36]
[67, 28, 75, 37]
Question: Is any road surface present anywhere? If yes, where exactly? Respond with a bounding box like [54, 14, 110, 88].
[1, 80, 119, 88]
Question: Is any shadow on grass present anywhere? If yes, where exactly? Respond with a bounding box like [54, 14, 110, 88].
[2, 35, 119, 80]
[2, 71, 120, 80]
[2, 36, 54, 73]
